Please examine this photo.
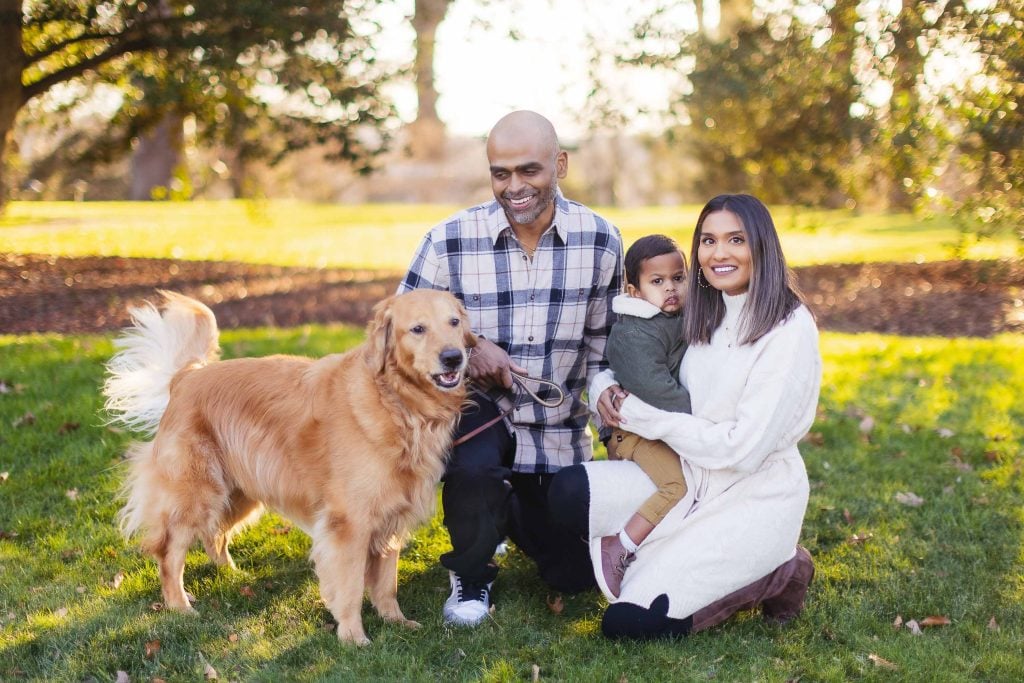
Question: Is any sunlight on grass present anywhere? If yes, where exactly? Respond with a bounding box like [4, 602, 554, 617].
[2, 327, 1023, 680]
[2, 200, 1018, 269]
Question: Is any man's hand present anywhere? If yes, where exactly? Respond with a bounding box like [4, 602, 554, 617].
[596, 385, 628, 428]
[469, 337, 527, 389]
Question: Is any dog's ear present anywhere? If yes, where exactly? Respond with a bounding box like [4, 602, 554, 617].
[366, 296, 395, 374]
[458, 301, 477, 350]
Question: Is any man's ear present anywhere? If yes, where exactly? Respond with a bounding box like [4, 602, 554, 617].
[556, 149, 568, 179]
[366, 296, 395, 374]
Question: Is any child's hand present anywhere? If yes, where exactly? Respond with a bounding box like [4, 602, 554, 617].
[597, 385, 628, 427]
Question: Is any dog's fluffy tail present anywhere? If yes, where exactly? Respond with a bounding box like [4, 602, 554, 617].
[103, 291, 220, 436]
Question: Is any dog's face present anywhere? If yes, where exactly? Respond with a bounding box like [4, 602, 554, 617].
[367, 290, 476, 391]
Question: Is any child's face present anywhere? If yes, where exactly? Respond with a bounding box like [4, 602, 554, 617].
[626, 251, 687, 313]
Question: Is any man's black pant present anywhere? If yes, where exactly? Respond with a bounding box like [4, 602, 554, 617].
[440, 394, 595, 593]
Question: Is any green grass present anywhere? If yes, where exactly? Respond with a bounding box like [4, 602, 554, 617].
[1, 200, 1018, 269]
[2, 327, 1022, 681]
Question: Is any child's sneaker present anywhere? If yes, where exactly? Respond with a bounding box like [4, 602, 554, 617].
[600, 534, 635, 598]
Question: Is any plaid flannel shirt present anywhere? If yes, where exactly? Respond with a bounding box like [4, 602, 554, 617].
[398, 192, 623, 473]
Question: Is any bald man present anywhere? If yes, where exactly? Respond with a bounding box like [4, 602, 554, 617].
[399, 111, 624, 626]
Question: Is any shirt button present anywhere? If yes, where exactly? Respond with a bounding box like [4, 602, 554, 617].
[528, 335, 534, 342]
[529, 294, 535, 301]
[522, 255, 528, 261]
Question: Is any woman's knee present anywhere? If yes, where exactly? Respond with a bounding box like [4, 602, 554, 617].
[548, 464, 590, 537]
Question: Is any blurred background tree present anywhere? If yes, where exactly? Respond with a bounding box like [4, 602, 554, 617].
[2, 0, 1022, 250]
[1, 0, 396, 205]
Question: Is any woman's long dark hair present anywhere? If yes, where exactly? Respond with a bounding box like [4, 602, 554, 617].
[683, 194, 808, 345]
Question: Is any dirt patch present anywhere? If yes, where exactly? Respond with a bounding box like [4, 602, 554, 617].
[2, 253, 1022, 337]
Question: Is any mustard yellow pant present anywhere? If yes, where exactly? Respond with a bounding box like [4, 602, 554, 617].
[606, 428, 687, 525]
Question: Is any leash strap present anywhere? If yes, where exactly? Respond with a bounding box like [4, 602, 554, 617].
[451, 372, 565, 447]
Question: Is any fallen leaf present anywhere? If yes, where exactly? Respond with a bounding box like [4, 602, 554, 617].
[76, 585, 86, 594]
[843, 508, 854, 524]
[868, 654, 898, 670]
[54, 607, 68, 618]
[546, 594, 564, 615]
[892, 615, 903, 629]
[531, 664, 540, 682]
[950, 456, 973, 472]
[115, 671, 130, 683]
[0, 530, 17, 539]
[13, 411, 35, 427]
[144, 639, 161, 660]
[984, 450, 999, 462]
[65, 488, 79, 501]
[0, 471, 8, 483]
[936, 427, 955, 438]
[0, 380, 10, 394]
[228, 633, 239, 643]
[801, 432, 824, 446]
[920, 615, 951, 627]
[270, 525, 292, 535]
[906, 619, 922, 635]
[149, 602, 164, 612]
[895, 491, 924, 507]
[152, 679, 167, 683]
[239, 585, 255, 598]
[110, 571, 125, 589]
[988, 616, 999, 631]
[847, 532, 873, 545]
[57, 421, 80, 434]
[900, 423, 913, 434]
[859, 416, 875, 434]
[106, 425, 125, 434]
[203, 662, 218, 680]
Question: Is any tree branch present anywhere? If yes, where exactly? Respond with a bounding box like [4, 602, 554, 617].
[22, 36, 152, 103]
[26, 30, 124, 66]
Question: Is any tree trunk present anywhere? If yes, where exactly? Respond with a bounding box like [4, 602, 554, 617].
[407, 0, 451, 159]
[716, 0, 753, 40]
[130, 114, 184, 200]
[0, 0, 24, 209]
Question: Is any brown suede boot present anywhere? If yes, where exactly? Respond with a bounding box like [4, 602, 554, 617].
[762, 546, 815, 623]
[600, 534, 635, 598]
[690, 545, 814, 633]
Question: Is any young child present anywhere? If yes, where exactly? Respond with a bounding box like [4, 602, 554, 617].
[600, 234, 691, 597]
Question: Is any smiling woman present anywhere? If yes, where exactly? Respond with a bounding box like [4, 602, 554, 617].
[697, 210, 752, 296]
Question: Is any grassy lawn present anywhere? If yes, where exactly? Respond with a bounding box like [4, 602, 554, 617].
[0, 200, 1019, 269]
[1, 326, 1022, 681]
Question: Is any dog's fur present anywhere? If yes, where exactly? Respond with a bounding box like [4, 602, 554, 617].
[103, 289, 475, 645]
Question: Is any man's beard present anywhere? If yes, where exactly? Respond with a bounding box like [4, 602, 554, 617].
[499, 178, 558, 226]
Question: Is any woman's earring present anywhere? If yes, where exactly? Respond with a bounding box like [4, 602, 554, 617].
[697, 268, 710, 289]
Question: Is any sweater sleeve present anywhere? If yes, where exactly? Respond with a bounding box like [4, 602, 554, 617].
[608, 321, 691, 413]
[618, 311, 821, 473]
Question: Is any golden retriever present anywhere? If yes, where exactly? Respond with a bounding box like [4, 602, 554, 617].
[103, 289, 475, 645]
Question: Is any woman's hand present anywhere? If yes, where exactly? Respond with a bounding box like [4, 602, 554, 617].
[597, 385, 628, 428]
[468, 336, 527, 389]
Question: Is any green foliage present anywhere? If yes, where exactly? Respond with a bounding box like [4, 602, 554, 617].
[943, 0, 1024, 247]
[1, 327, 1023, 680]
[7, 0, 398, 200]
[679, 5, 870, 207]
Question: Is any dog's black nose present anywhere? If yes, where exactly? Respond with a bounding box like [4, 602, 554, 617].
[440, 348, 463, 370]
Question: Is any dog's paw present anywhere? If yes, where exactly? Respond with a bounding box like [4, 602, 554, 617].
[335, 624, 371, 647]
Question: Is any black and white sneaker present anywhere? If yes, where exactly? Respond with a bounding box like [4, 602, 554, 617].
[442, 571, 492, 626]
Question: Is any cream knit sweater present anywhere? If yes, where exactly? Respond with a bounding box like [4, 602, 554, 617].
[586, 292, 821, 616]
